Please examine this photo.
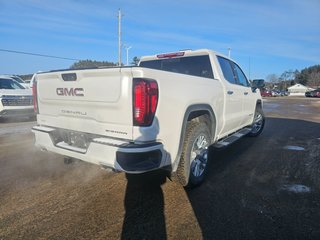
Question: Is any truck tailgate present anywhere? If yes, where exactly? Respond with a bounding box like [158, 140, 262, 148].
[36, 68, 133, 140]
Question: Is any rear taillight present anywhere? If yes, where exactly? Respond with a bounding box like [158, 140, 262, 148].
[32, 80, 39, 114]
[133, 78, 158, 126]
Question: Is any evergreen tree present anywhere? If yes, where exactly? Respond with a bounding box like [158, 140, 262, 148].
[70, 60, 117, 69]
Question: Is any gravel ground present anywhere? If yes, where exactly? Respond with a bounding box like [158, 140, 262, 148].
[0, 97, 320, 239]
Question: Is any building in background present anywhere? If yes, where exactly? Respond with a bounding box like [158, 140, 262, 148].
[288, 84, 314, 96]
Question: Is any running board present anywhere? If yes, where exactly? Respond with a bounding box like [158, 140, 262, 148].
[214, 127, 251, 149]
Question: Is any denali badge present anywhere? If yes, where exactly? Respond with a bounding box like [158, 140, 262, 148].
[56, 88, 84, 96]
[61, 109, 87, 116]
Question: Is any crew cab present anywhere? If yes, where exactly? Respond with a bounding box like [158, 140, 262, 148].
[0, 75, 34, 118]
[32, 49, 265, 187]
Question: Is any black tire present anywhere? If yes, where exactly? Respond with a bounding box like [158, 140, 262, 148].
[248, 106, 265, 137]
[176, 121, 211, 187]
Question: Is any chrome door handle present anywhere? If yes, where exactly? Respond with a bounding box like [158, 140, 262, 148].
[244, 92, 248, 95]
[227, 90, 234, 95]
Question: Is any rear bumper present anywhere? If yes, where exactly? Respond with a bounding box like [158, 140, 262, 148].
[32, 126, 167, 173]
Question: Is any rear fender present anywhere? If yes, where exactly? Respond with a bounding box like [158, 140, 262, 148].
[172, 104, 216, 172]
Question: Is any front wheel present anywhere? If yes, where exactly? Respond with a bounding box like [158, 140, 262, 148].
[248, 107, 265, 137]
[176, 121, 211, 187]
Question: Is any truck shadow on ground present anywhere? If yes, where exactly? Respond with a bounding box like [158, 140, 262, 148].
[121, 117, 320, 239]
[0, 116, 35, 123]
[121, 117, 169, 239]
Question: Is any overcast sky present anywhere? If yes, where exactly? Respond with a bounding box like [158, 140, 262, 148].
[0, 0, 319, 79]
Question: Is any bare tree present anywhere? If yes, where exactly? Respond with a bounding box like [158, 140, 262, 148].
[266, 74, 279, 84]
[280, 70, 296, 81]
[308, 72, 320, 88]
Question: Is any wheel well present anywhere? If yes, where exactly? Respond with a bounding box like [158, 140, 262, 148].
[172, 106, 217, 173]
[187, 110, 210, 121]
[256, 100, 263, 110]
[187, 110, 215, 139]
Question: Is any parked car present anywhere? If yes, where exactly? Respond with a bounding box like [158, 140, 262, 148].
[0, 76, 35, 118]
[5, 75, 30, 89]
[271, 90, 283, 97]
[260, 89, 272, 97]
[305, 89, 320, 97]
[312, 89, 320, 97]
[305, 91, 312, 97]
[280, 90, 289, 96]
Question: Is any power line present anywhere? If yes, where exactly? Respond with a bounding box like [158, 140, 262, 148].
[0, 48, 81, 61]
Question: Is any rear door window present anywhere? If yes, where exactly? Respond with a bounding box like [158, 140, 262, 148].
[217, 56, 237, 84]
[232, 63, 250, 87]
[139, 55, 214, 79]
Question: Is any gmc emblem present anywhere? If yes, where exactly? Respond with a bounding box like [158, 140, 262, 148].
[56, 88, 84, 97]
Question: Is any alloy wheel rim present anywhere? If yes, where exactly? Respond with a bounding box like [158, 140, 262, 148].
[252, 112, 263, 134]
[190, 134, 209, 177]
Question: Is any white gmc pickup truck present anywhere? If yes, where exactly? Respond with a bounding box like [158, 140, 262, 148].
[32, 49, 265, 187]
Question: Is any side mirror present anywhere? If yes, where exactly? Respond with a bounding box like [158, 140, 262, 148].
[251, 79, 265, 92]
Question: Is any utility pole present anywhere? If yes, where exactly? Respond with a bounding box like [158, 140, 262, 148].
[228, 47, 231, 58]
[249, 57, 251, 81]
[118, 9, 122, 66]
[125, 45, 132, 66]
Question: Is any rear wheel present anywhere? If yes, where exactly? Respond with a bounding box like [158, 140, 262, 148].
[176, 121, 211, 187]
[248, 106, 265, 137]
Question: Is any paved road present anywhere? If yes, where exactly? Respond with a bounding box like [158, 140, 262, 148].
[0, 97, 319, 239]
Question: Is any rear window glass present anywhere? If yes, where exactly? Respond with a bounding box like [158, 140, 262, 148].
[139, 55, 214, 79]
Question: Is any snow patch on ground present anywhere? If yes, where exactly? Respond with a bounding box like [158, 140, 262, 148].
[283, 145, 306, 151]
[281, 184, 311, 193]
